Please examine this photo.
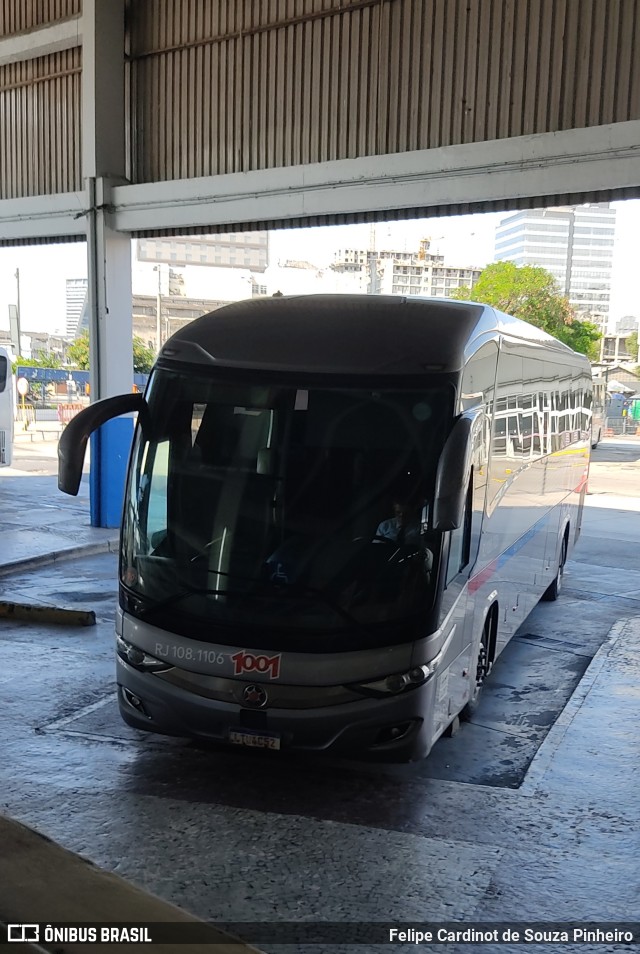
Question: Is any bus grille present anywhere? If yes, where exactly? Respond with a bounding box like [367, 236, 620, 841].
[0, 429, 6, 464]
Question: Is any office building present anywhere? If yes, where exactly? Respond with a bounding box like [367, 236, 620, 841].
[65, 278, 88, 337]
[132, 295, 228, 352]
[332, 239, 482, 298]
[615, 315, 638, 335]
[598, 334, 637, 364]
[136, 232, 269, 272]
[494, 204, 616, 330]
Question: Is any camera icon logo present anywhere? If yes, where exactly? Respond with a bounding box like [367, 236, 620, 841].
[8, 925, 39, 943]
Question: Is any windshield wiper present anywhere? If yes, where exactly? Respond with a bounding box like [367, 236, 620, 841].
[135, 584, 236, 619]
[130, 566, 369, 632]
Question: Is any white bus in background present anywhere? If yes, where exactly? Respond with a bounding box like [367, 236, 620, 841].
[59, 296, 592, 762]
[0, 347, 13, 467]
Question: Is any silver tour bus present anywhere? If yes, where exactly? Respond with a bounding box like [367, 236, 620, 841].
[59, 296, 592, 761]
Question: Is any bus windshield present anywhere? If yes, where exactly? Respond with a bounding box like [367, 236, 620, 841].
[121, 368, 451, 647]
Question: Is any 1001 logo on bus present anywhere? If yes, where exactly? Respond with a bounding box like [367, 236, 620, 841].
[231, 650, 281, 679]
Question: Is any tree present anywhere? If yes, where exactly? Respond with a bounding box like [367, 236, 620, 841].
[558, 318, 601, 363]
[625, 330, 638, 364]
[67, 331, 155, 374]
[132, 337, 155, 374]
[452, 261, 601, 360]
[11, 354, 62, 374]
[66, 331, 90, 370]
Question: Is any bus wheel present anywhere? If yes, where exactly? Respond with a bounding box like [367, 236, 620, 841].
[542, 534, 568, 602]
[461, 617, 491, 721]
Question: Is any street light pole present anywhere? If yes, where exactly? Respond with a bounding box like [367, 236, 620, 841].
[155, 266, 162, 352]
[14, 267, 22, 350]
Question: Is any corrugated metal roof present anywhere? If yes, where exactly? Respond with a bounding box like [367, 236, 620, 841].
[1, 0, 639, 230]
[126, 186, 640, 239]
[0, 0, 80, 36]
[0, 47, 81, 199]
[127, 0, 640, 184]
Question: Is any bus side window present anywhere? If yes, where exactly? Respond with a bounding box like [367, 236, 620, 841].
[445, 473, 473, 586]
[143, 441, 170, 549]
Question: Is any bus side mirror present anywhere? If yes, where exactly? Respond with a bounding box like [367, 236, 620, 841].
[432, 410, 481, 531]
[58, 393, 144, 496]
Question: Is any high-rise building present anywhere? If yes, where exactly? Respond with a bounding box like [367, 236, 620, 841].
[598, 334, 635, 364]
[615, 315, 638, 335]
[494, 204, 616, 330]
[65, 278, 88, 337]
[332, 240, 482, 298]
[136, 232, 269, 272]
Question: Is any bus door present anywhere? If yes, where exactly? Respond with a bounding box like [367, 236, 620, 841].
[431, 410, 485, 742]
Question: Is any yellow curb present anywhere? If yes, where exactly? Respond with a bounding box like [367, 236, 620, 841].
[0, 602, 96, 626]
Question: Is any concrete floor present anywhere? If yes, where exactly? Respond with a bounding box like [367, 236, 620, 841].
[1, 438, 639, 952]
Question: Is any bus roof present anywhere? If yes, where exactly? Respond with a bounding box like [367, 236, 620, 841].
[161, 294, 580, 376]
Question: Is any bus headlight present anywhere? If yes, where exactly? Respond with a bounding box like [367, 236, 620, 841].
[352, 664, 431, 697]
[116, 634, 172, 673]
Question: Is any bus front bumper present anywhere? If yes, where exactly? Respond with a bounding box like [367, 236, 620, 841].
[116, 658, 437, 762]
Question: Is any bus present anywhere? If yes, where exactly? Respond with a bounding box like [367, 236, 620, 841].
[59, 296, 592, 761]
[0, 346, 14, 467]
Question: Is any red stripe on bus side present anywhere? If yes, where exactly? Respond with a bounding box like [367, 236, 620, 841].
[468, 560, 497, 593]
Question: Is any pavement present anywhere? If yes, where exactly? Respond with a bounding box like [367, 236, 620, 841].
[0, 434, 639, 951]
[0, 432, 259, 952]
[0, 426, 119, 576]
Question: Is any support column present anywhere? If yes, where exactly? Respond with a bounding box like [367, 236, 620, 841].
[86, 178, 134, 527]
[82, 0, 133, 527]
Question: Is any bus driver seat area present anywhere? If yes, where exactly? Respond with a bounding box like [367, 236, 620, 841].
[337, 495, 434, 615]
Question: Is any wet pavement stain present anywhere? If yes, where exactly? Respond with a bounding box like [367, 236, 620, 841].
[4, 440, 640, 945]
[44, 590, 115, 604]
[0, 545, 613, 811]
[26, 609, 594, 794]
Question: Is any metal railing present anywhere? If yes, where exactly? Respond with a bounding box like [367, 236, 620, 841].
[15, 404, 36, 429]
[603, 417, 640, 436]
[57, 403, 85, 426]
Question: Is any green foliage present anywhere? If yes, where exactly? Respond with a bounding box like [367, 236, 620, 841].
[66, 331, 90, 370]
[556, 319, 601, 363]
[66, 331, 155, 374]
[132, 337, 155, 374]
[452, 261, 601, 359]
[11, 354, 62, 374]
[625, 331, 638, 364]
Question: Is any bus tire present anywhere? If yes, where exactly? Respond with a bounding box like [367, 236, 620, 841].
[542, 533, 568, 602]
[460, 616, 492, 721]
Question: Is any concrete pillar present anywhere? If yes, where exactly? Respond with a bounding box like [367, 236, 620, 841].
[86, 178, 134, 527]
[82, 0, 133, 527]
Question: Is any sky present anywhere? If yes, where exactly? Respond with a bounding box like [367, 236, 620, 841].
[1, 200, 638, 338]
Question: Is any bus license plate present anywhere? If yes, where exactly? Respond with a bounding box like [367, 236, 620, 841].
[228, 728, 281, 750]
